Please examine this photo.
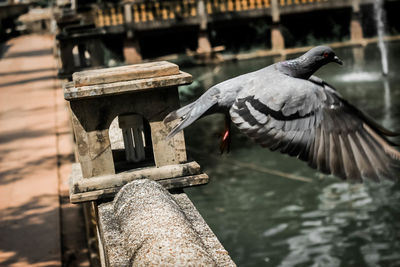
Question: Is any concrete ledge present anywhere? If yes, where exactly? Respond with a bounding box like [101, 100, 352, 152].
[72, 61, 180, 87]
[64, 71, 192, 100]
[69, 162, 209, 203]
[97, 179, 236, 266]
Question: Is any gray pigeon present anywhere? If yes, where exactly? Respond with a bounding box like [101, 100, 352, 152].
[164, 46, 400, 182]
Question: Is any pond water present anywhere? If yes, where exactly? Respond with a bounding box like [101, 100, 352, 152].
[180, 42, 400, 267]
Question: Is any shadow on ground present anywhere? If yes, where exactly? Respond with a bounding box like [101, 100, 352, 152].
[0, 194, 88, 267]
[0, 35, 89, 267]
[0, 67, 56, 77]
[0, 44, 11, 59]
[3, 48, 52, 59]
[0, 75, 57, 88]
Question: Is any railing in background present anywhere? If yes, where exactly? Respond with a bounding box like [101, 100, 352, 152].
[205, 0, 270, 13]
[95, 0, 198, 27]
[94, 0, 332, 27]
[279, 0, 328, 6]
[95, 7, 124, 27]
[93, 0, 338, 26]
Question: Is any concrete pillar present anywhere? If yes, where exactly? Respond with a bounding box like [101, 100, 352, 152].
[87, 40, 105, 67]
[351, 0, 363, 42]
[59, 41, 75, 75]
[271, 0, 280, 23]
[197, 30, 212, 53]
[350, 18, 363, 42]
[124, 4, 142, 64]
[270, 0, 285, 51]
[352, 0, 360, 13]
[71, 0, 76, 10]
[123, 38, 142, 64]
[78, 43, 87, 67]
[197, 0, 212, 53]
[124, 4, 133, 25]
[271, 24, 285, 51]
[198, 0, 208, 31]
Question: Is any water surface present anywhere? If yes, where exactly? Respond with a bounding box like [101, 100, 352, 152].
[181, 42, 400, 267]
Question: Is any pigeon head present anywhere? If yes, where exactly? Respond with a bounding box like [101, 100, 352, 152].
[278, 46, 343, 79]
[303, 46, 343, 66]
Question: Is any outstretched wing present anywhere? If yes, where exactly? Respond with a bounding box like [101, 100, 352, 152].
[230, 74, 400, 182]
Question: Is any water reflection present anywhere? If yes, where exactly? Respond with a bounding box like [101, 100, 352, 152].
[182, 42, 400, 267]
[278, 182, 374, 267]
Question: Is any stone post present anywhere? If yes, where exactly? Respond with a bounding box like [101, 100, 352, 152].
[197, 30, 212, 53]
[270, 0, 285, 51]
[124, 4, 142, 64]
[197, 0, 212, 54]
[64, 61, 209, 203]
[78, 43, 87, 68]
[87, 41, 105, 67]
[350, 0, 363, 42]
[123, 38, 142, 64]
[59, 40, 75, 76]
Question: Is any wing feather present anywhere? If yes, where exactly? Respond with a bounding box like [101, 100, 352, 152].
[348, 132, 378, 181]
[329, 133, 346, 179]
[229, 74, 400, 181]
[340, 134, 362, 182]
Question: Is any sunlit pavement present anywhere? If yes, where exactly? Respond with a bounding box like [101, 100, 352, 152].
[0, 35, 88, 267]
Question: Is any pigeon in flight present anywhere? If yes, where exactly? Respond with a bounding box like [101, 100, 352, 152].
[164, 46, 400, 182]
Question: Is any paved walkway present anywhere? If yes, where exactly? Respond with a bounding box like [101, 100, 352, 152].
[0, 35, 88, 267]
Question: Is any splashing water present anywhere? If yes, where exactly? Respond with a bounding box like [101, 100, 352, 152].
[335, 71, 382, 83]
[383, 78, 392, 127]
[374, 0, 389, 75]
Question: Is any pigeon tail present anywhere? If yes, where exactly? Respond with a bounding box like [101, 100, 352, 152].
[164, 109, 199, 140]
[163, 102, 196, 124]
[164, 89, 220, 140]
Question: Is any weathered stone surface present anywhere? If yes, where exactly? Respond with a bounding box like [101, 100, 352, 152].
[70, 105, 115, 178]
[65, 71, 192, 100]
[72, 161, 201, 193]
[69, 163, 209, 203]
[151, 120, 187, 167]
[97, 180, 236, 266]
[72, 61, 179, 87]
[70, 173, 209, 203]
[173, 193, 236, 267]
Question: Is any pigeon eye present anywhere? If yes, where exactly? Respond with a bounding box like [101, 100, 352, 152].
[323, 52, 329, 58]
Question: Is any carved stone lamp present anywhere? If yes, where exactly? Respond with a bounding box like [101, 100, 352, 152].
[64, 61, 208, 203]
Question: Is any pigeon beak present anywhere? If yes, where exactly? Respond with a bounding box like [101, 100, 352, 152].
[333, 55, 343, 65]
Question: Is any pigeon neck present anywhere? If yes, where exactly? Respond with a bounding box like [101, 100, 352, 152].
[277, 56, 322, 80]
